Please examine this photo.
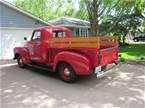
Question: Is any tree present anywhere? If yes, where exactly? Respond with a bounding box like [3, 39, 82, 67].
[84, 0, 117, 35]
[14, 0, 77, 21]
[14, 0, 50, 21]
[84, 0, 145, 38]
[14, 0, 144, 43]
[75, 0, 88, 20]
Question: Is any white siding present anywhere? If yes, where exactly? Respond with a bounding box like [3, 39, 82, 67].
[0, 28, 33, 59]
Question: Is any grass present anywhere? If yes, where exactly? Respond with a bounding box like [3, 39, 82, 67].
[119, 44, 145, 60]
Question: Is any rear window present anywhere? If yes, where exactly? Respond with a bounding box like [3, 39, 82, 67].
[52, 30, 66, 38]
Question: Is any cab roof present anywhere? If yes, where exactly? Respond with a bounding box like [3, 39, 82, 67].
[35, 26, 71, 32]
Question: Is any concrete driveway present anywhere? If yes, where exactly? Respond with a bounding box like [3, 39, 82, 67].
[0, 63, 144, 108]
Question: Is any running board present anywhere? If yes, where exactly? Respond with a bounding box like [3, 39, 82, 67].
[28, 64, 53, 72]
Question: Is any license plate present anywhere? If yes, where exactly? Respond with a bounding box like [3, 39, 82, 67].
[95, 66, 101, 74]
[95, 66, 105, 77]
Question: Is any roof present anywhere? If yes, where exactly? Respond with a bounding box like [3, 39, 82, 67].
[49, 17, 90, 28]
[0, 0, 51, 26]
[36, 26, 71, 32]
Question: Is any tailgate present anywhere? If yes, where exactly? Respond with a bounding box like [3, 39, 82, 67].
[100, 47, 118, 65]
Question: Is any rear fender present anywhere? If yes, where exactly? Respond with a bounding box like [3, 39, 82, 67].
[53, 51, 93, 75]
[14, 47, 31, 64]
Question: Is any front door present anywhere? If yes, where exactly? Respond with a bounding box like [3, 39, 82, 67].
[27, 31, 41, 62]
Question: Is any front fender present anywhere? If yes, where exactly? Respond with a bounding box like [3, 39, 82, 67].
[14, 47, 31, 64]
[53, 51, 93, 75]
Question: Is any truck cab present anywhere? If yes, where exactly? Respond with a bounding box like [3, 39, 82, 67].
[24, 26, 70, 63]
[14, 26, 119, 83]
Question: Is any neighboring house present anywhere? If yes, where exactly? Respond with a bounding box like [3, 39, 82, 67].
[0, 0, 50, 59]
[49, 17, 90, 37]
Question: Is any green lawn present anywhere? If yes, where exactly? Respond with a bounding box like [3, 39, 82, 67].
[119, 44, 145, 60]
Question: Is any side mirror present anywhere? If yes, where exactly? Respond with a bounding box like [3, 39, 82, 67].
[24, 37, 27, 41]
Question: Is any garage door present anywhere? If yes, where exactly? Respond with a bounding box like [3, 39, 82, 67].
[0, 28, 33, 59]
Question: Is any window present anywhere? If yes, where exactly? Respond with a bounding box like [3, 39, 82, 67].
[52, 31, 66, 38]
[32, 31, 41, 40]
[76, 28, 79, 37]
[74, 28, 89, 37]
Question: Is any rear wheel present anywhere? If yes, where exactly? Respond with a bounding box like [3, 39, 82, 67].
[58, 63, 77, 83]
[17, 55, 26, 68]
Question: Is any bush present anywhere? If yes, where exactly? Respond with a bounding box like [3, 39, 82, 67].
[140, 57, 144, 60]
[119, 57, 126, 62]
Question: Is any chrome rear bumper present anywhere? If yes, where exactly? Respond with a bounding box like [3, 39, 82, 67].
[95, 59, 120, 77]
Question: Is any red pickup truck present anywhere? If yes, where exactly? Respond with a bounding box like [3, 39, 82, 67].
[13, 26, 119, 82]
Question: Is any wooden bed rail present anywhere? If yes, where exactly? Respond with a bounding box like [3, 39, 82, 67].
[99, 36, 118, 45]
[48, 36, 118, 48]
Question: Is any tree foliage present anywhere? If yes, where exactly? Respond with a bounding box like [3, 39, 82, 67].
[14, 0, 50, 21]
[14, 0, 145, 41]
[84, 0, 145, 37]
[14, 0, 77, 21]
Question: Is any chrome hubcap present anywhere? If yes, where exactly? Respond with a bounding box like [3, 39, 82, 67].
[64, 68, 70, 75]
[19, 58, 22, 64]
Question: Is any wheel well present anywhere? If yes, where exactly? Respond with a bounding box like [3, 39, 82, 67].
[14, 53, 20, 59]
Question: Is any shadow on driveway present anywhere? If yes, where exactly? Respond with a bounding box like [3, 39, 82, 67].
[0, 63, 144, 108]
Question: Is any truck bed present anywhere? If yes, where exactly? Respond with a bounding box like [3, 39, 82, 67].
[48, 36, 118, 67]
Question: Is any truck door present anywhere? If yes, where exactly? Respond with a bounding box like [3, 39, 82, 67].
[27, 30, 42, 62]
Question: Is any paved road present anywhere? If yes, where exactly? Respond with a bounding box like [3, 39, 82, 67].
[0, 63, 144, 108]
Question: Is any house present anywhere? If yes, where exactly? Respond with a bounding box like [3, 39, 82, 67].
[49, 17, 90, 37]
[0, 0, 50, 59]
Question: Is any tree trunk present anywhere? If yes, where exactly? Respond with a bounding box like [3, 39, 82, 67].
[122, 35, 125, 44]
[90, 17, 99, 36]
[85, 0, 99, 36]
